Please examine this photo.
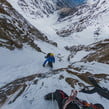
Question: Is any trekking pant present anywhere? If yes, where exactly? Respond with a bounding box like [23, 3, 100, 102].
[48, 62, 53, 68]
[44, 90, 68, 109]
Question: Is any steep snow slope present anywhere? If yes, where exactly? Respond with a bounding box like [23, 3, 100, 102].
[1, 63, 109, 109]
[0, 0, 109, 109]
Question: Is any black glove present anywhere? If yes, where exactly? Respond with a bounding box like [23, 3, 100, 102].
[43, 64, 45, 67]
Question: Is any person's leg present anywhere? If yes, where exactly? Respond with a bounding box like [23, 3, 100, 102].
[44, 92, 55, 100]
[48, 62, 53, 68]
[44, 90, 63, 101]
[51, 63, 53, 68]
[44, 90, 68, 109]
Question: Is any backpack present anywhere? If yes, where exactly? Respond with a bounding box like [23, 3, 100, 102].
[45, 53, 54, 58]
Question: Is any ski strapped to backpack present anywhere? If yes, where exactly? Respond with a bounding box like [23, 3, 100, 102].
[63, 90, 102, 109]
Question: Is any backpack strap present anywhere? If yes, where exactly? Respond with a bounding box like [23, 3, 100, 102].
[63, 90, 78, 109]
[59, 90, 67, 99]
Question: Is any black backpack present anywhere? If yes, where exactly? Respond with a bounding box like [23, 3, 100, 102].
[45, 53, 51, 58]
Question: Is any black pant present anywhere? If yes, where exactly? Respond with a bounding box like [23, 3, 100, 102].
[44, 90, 67, 109]
[48, 62, 53, 68]
[44, 90, 80, 109]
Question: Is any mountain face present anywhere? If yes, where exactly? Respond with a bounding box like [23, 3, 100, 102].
[56, 0, 109, 37]
[0, 0, 57, 51]
[0, 0, 109, 109]
[1, 0, 109, 49]
[14, 0, 109, 39]
[17, 0, 56, 18]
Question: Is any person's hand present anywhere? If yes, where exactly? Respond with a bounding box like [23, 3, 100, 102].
[43, 64, 45, 67]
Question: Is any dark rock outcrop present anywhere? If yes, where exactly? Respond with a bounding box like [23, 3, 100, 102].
[81, 39, 109, 64]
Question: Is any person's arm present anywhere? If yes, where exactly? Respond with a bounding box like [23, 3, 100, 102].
[43, 58, 49, 66]
[97, 87, 109, 99]
[80, 88, 97, 94]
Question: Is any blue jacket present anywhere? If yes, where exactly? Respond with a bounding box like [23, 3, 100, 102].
[43, 56, 55, 65]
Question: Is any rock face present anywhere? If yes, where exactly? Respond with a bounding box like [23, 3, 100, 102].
[81, 39, 109, 64]
[65, 39, 109, 64]
[17, 0, 56, 18]
[0, 0, 57, 51]
[0, 74, 38, 105]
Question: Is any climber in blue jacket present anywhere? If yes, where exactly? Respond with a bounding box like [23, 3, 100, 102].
[43, 53, 55, 68]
